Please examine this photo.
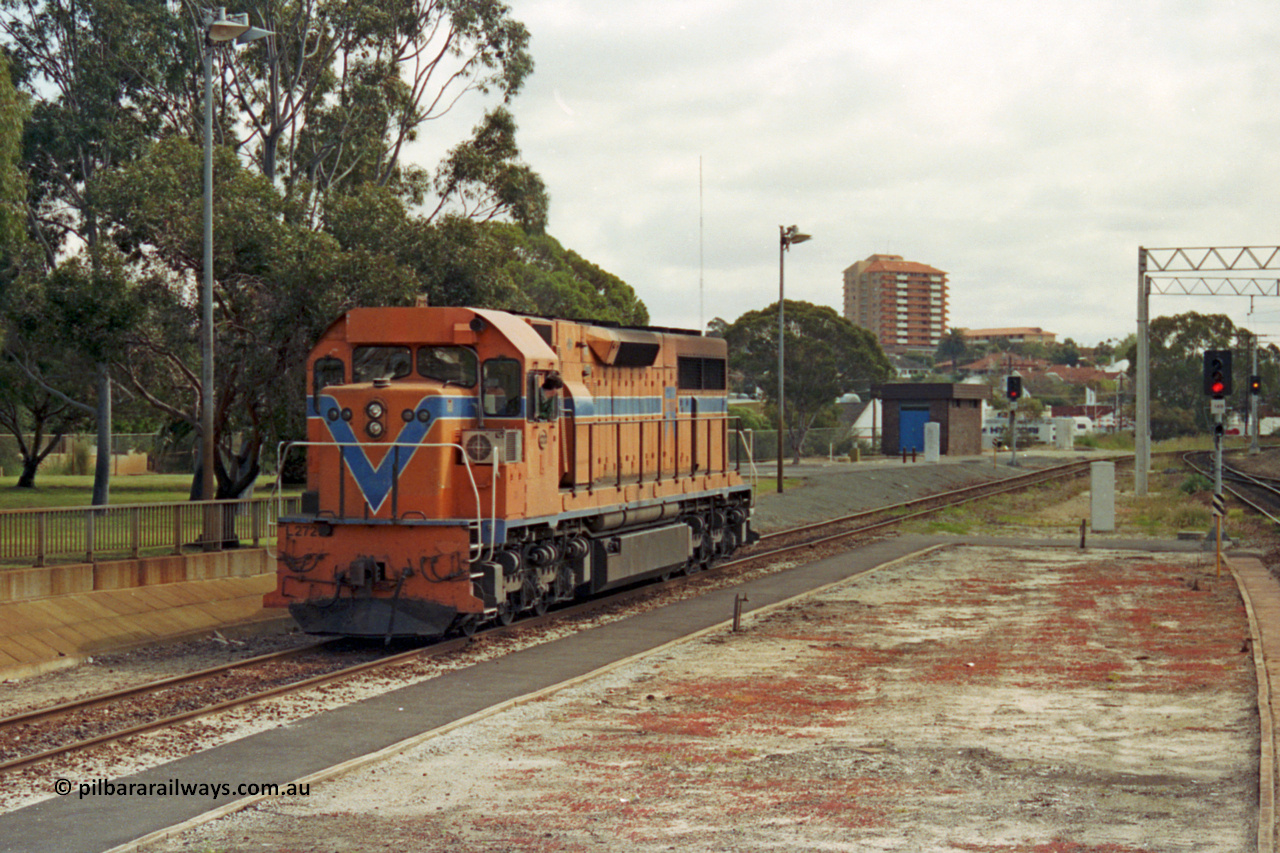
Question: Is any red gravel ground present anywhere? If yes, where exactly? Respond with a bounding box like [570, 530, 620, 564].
[144, 545, 1258, 853]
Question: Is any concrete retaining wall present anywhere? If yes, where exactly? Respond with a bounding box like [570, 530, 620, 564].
[0, 548, 274, 603]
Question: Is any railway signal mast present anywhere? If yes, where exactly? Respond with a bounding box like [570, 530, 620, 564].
[1005, 375, 1022, 467]
[1203, 349, 1231, 551]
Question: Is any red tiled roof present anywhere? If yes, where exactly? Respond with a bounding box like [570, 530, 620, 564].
[861, 256, 947, 276]
[958, 326, 1052, 338]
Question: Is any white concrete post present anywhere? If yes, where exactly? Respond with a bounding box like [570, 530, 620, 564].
[923, 422, 940, 463]
[1091, 461, 1116, 533]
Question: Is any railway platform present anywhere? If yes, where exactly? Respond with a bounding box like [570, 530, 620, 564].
[0, 533, 1273, 852]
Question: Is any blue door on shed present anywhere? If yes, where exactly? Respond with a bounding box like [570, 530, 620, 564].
[899, 407, 930, 453]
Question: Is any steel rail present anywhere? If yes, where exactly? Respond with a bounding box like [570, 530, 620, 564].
[0, 637, 471, 775]
[0, 458, 1099, 775]
[1183, 451, 1280, 525]
[0, 640, 338, 731]
[754, 458, 1098, 547]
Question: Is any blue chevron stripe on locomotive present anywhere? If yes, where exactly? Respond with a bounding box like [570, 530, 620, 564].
[308, 394, 475, 513]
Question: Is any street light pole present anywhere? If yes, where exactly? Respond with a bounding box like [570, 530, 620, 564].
[200, 20, 216, 544]
[200, 8, 272, 548]
[777, 225, 811, 494]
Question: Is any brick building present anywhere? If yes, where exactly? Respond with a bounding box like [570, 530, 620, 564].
[875, 383, 988, 455]
[842, 254, 947, 356]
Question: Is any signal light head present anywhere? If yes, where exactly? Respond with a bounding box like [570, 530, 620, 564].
[1203, 350, 1233, 397]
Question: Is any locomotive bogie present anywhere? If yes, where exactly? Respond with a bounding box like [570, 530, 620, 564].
[266, 306, 755, 638]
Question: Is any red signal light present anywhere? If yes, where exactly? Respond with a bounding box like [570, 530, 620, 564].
[1210, 376, 1226, 396]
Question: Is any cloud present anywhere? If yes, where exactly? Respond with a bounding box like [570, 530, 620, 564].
[407, 0, 1280, 344]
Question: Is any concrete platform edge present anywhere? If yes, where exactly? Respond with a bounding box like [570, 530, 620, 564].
[1228, 554, 1277, 853]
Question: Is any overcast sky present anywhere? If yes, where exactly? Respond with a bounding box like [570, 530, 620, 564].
[424, 0, 1280, 347]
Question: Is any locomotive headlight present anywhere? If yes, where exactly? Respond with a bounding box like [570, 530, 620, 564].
[366, 401, 385, 420]
[366, 420, 385, 438]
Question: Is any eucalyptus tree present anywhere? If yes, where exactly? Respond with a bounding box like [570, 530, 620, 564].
[194, 0, 535, 217]
[0, 0, 572, 502]
[1122, 312, 1259, 438]
[723, 301, 892, 463]
[0, 48, 24, 291]
[96, 136, 424, 498]
[1, 0, 184, 503]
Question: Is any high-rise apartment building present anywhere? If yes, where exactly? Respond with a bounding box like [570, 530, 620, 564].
[842, 254, 948, 355]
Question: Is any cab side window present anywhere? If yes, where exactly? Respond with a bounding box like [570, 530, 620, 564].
[482, 358, 522, 417]
[527, 371, 563, 423]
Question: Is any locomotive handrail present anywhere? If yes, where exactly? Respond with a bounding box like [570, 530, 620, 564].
[736, 429, 760, 485]
[272, 440, 492, 562]
[569, 410, 737, 491]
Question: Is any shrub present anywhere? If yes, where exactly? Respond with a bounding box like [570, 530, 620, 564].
[1179, 473, 1213, 495]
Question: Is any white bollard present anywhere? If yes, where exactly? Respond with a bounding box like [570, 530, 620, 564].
[1090, 461, 1115, 532]
[923, 422, 940, 463]
[1053, 418, 1075, 450]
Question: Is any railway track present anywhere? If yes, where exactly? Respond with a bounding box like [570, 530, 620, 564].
[1184, 450, 1280, 523]
[0, 458, 1099, 777]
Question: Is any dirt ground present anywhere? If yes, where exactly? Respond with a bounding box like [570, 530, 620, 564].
[144, 544, 1258, 853]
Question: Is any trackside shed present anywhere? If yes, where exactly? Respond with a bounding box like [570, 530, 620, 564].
[874, 383, 989, 456]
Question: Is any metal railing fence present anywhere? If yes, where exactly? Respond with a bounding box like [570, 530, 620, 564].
[731, 427, 878, 463]
[0, 496, 300, 567]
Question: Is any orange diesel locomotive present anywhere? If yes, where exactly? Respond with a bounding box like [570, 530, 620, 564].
[265, 307, 754, 637]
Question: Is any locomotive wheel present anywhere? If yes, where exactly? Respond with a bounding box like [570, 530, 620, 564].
[532, 594, 549, 617]
[458, 615, 479, 637]
[496, 602, 516, 626]
[723, 528, 740, 557]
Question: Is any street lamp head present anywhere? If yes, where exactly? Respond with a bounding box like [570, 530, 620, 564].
[780, 224, 812, 249]
[205, 9, 272, 44]
[236, 24, 273, 44]
[206, 9, 249, 42]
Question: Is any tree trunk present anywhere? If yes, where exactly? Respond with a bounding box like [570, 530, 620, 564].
[16, 456, 39, 488]
[91, 362, 111, 506]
